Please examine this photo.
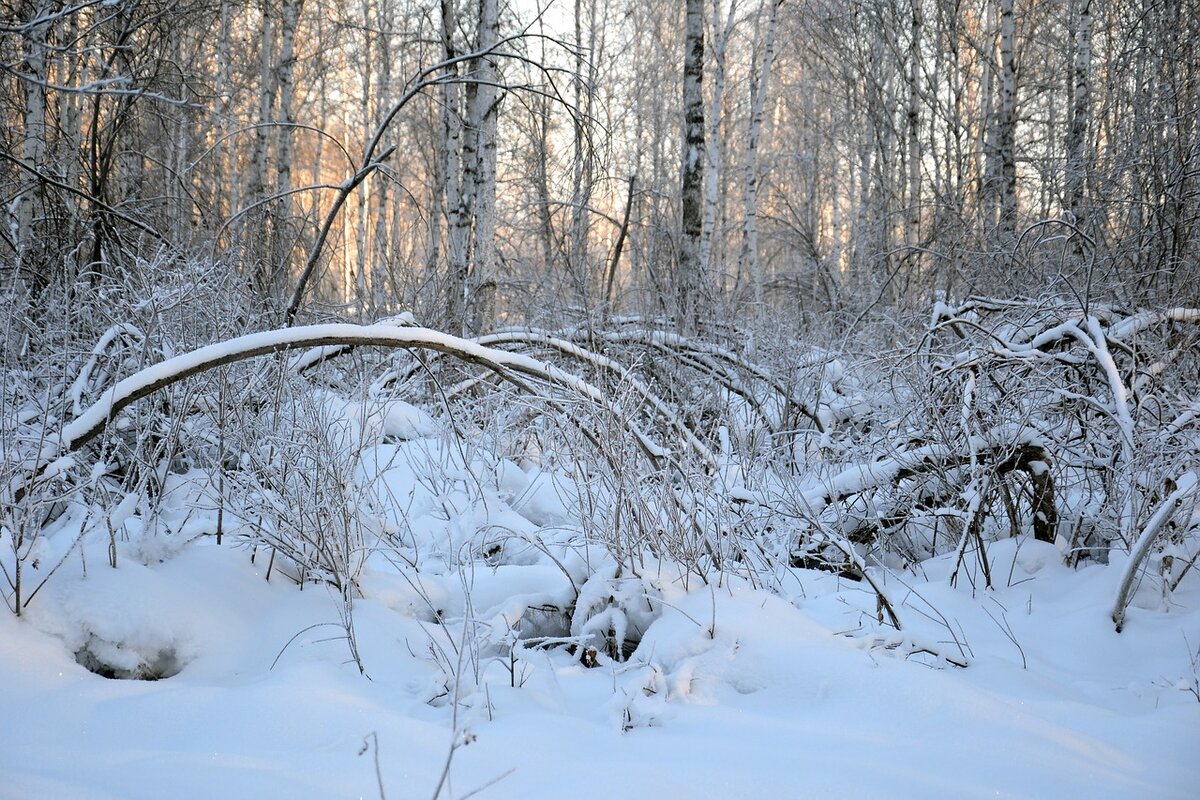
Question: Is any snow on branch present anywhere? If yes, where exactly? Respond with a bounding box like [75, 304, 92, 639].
[68, 323, 145, 417]
[1109, 308, 1200, 341]
[798, 426, 1057, 543]
[593, 328, 826, 431]
[476, 329, 717, 468]
[1112, 472, 1199, 632]
[13, 323, 675, 500]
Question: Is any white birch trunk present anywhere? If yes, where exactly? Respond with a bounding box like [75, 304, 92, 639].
[1065, 0, 1092, 254]
[372, 0, 394, 306]
[740, 0, 778, 310]
[701, 0, 736, 276]
[569, 0, 590, 303]
[679, 0, 707, 333]
[275, 0, 302, 219]
[997, 0, 1018, 241]
[216, 0, 234, 220]
[469, 0, 499, 332]
[442, 0, 471, 335]
[980, 0, 999, 236]
[10, 0, 51, 282]
[354, 0, 373, 315]
[249, 0, 277, 293]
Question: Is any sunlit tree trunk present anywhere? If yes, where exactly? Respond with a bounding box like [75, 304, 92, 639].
[354, 0, 374, 314]
[371, 0, 395, 311]
[216, 0, 235, 222]
[702, 0, 736, 277]
[274, 0, 303, 282]
[249, 0, 277, 294]
[442, 0, 470, 335]
[740, 0, 778, 310]
[10, 0, 52, 289]
[469, 0, 499, 332]
[567, 0, 596, 309]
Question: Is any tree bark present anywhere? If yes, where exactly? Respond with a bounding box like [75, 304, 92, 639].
[997, 0, 1018, 242]
[470, 0, 500, 332]
[740, 0, 779, 311]
[274, 0, 303, 280]
[905, 0, 922, 264]
[679, 0, 707, 333]
[1065, 0, 1092, 256]
[442, 0, 470, 335]
[249, 0, 278, 295]
[11, 0, 52, 289]
[702, 0, 736, 277]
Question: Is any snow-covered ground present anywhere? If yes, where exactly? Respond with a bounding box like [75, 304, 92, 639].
[4, 392, 1199, 799]
[4, 513, 1198, 796]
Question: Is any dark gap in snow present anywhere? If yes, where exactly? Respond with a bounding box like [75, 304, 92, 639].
[74, 637, 184, 681]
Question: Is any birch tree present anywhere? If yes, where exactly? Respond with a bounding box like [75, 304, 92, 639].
[701, 0, 737, 276]
[248, 0, 278, 294]
[9, 0, 51, 291]
[469, 0, 500, 332]
[904, 0, 922, 264]
[273, 0, 303, 275]
[1064, 0, 1091, 257]
[442, 0, 469, 334]
[739, 0, 779, 310]
[679, 0, 707, 333]
[996, 0, 1018, 243]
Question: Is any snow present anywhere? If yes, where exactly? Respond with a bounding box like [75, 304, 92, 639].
[4, 356, 1199, 799]
[3, 535, 1197, 799]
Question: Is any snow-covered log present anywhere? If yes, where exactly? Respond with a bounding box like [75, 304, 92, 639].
[800, 429, 1057, 544]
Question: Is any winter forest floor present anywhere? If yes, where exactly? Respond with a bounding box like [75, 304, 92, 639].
[3, 537, 1197, 799]
[4, 304, 1200, 799]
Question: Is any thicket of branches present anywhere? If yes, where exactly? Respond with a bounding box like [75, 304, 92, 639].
[2, 0, 1199, 662]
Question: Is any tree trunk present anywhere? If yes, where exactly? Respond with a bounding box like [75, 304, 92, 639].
[216, 0, 234, 222]
[249, 0, 278, 295]
[354, 0, 373, 315]
[740, 0, 779, 311]
[997, 0, 1018, 242]
[274, 0, 303, 283]
[679, 0, 707, 333]
[702, 0, 736, 278]
[371, 0, 395, 310]
[1065, 0, 1092, 256]
[11, 0, 52, 290]
[442, 0, 470, 335]
[568, 0, 594, 309]
[469, 0, 500, 332]
[905, 0, 922, 267]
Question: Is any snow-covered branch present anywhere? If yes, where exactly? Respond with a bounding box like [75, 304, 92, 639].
[13, 323, 677, 502]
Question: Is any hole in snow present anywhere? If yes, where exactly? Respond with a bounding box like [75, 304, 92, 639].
[74, 635, 185, 681]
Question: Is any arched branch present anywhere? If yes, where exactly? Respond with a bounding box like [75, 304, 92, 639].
[12, 324, 674, 503]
